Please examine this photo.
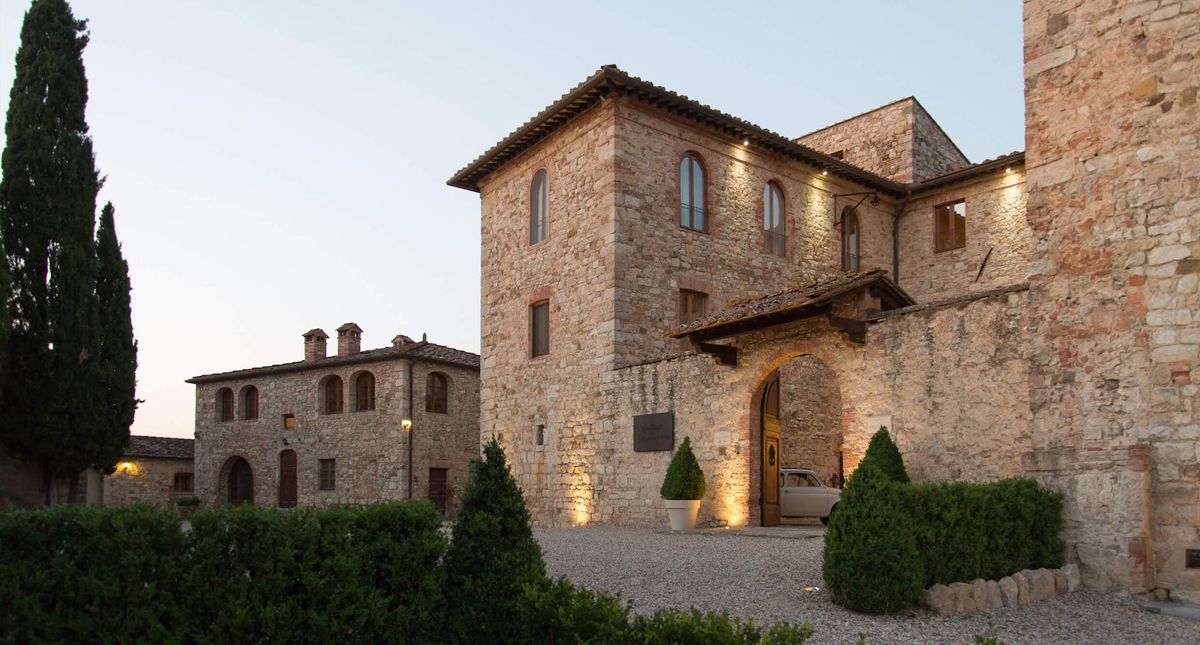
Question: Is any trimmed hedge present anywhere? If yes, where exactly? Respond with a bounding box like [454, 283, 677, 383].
[905, 478, 1064, 588]
[856, 426, 909, 484]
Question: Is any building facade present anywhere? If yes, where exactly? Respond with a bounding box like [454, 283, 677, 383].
[449, 0, 1198, 601]
[189, 324, 480, 515]
[104, 436, 195, 509]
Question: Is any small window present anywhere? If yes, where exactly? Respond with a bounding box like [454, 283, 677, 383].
[353, 372, 376, 412]
[763, 181, 785, 256]
[321, 376, 344, 414]
[318, 459, 336, 490]
[426, 373, 448, 414]
[530, 301, 550, 357]
[935, 199, 966, 252]
[217, 388, 234, 422]
[841, 206, 860, 271]
[530, 169, 548, 245]
[282, 413, 296, 429]
[173, 472, 194, 493]
[679, 289, 707, 325]
[240, 386, 259, 421]
[679, 153, 705, 232]
[536, 424, 545, 447]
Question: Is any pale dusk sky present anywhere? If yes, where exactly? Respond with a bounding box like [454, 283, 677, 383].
[0, 1, 1024, 438]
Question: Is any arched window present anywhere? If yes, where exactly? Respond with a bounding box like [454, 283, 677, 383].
[224, 456, 253, 505]
[763, 181, 785, 256]
[352, 371, 376, 412]
[240, 386, 259, 421]
[321, 375, 344, 414]
[841, 206, 860, 271]
[217, 388, 234, 422]
[426, 372, 448, 414]
[529, 169, 548, 244]
[679, 153, 705, 231]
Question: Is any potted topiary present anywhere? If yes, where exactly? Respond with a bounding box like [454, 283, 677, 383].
[660, 436, 706, 530]
[176, 495, 200, 519]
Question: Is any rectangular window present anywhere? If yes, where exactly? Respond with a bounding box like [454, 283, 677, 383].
[935, 200, 966, 252]
[282, 413, 296, 429]
[318, 459, 336, 490]
[530, 301, 550, 357]
[679, 290, 707, 325]
[172, 472, 194, 493]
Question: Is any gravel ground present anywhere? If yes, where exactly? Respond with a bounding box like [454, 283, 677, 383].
[535, 526, 1200, 645]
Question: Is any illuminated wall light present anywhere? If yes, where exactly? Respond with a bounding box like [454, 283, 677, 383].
[116, 461, 139, 475]
[821, 169, 828, 176]
[742, 139, 750, 146]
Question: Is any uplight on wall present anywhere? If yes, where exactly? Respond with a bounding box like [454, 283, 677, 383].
[116, 461, 139, 475]
[401, 419, 413, 431]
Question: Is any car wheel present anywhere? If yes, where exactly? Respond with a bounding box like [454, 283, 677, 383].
[821, 505, 837, 525]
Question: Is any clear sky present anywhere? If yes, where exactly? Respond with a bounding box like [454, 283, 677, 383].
[0, 1, 1024, 439]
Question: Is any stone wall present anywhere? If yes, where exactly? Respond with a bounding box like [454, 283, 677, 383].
[104, 457, 193, 509]
[796, 97, 969, 183]
[193, 355, 478, 514]
[779, 355, 842, 484]
[1023, 0, 1200, 599]
[899, 169, 1031, 301]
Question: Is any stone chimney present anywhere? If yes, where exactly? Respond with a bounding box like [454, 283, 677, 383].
[392, 334, 415, 348]
[336, 322, 363, 356]
[303, 328, 328, 361]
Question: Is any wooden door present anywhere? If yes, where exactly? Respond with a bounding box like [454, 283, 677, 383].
[428, 468, 448, 514]
[762, 377, 782, 526]
[279, 450, 297, 508]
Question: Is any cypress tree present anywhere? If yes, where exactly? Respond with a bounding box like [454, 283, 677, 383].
[0, 0, 103, 503]
[93, 202, 135, 472]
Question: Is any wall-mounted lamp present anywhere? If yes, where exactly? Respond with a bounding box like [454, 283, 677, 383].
[742, 139, 749, 146]
[401, 419, 413, 431]
[821, 169, 828, 176]
[1004, 166, 1012, 173]
[116, 461, 139, 475]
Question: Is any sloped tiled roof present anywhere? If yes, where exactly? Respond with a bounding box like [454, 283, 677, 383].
[186, 341, 479, 384]
[910, 151, 1025, 194]
[669, 269, 915, 341]
[448, 65, 1019, 198]
[124, 436, 194, 460]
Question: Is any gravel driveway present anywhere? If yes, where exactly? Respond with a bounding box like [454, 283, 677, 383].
[535, 526, 1200, 645]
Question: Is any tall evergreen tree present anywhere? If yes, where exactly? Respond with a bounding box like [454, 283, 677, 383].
[93, 202, 135, 472]
[0, 0, 103, 503]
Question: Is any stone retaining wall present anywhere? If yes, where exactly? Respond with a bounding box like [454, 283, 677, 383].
[921, 564, 1081, 615]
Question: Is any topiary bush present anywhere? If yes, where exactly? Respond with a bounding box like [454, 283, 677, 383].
[442, 438, 547, 643]
[660, 436, 707, 500]
[854, 426, 909, 484]
[823, 465, 925, 614]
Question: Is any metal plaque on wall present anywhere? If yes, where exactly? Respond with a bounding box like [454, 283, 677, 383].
[633, 412, 674, 452]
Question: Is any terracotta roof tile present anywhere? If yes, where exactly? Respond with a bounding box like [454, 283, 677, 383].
[187, 341, 479, 384]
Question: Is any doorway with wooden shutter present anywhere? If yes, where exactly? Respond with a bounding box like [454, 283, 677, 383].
[428, 468, 448, 514]
[761, 376, 782, 526]
[278, 450, 297, 508]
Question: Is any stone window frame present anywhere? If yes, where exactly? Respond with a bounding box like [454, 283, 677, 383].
[239, 385, 259, 421]
[319, 375, 344, 415]
[933, 198, 967, 253]
[216, 388, 235, 423]
[761, 179, 787, 257]
[678, 151, 708, 234]
[529, 168, 550, 246]
[426, 372, 450, 414]
[318, 458, 336, 491]
[172, 472, 194, 493]
[535, 423, 546, 451]
[351, 371, 376, 412]
[840, 205, 861, 271]
[527, 286, 554, 360]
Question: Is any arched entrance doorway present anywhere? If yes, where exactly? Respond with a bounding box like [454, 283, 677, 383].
[224, 457, 254, 505]
[753, 355, 843, 526]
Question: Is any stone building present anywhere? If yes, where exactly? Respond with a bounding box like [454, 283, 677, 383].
[448, 0, 1198, 601]
[189, 324, 480, 515]
[104, 436, 195, 509]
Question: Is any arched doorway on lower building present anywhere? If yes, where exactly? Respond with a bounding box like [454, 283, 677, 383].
[752, 354, 844, 526]
[220, 456, 254, 505]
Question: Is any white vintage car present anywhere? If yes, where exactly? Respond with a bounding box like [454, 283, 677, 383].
[779, 468, 841, 524]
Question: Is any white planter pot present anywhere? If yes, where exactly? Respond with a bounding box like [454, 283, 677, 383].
[664, 499, 702, 531]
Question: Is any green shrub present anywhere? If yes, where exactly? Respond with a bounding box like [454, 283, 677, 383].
[0, 504, 187, 643]
[823, 466, 924, 614]
[660, 436, 707, 500]
[518, 577, 634, 643]
[442, 438, 547, 643]
[175, 495, 200, 506]
[854, 426, 909, 484]
[904, 478, 1064, 587]
[632, 607, 813, 644]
